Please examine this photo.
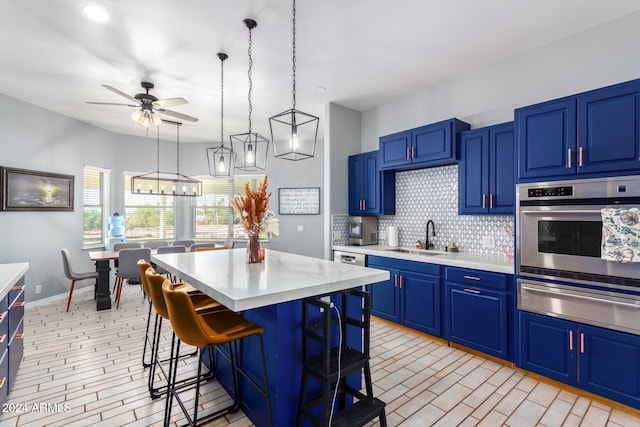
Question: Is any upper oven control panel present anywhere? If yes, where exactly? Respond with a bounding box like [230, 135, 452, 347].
[527, 186, 573, 198]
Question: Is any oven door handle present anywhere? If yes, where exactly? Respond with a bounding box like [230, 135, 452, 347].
[519, 209, 603, 214]
[521, 283, 640, 308]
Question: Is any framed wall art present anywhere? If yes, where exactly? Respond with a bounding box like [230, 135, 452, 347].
[1, 167, 74, 211]
[278, 187, 320, 215]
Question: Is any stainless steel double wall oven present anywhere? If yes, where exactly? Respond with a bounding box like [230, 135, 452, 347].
[517, 175, 640, 335]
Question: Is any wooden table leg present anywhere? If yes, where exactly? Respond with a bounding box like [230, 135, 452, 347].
[94, 259, 112, 310]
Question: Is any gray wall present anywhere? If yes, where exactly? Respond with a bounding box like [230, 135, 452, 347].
[0, 93, 325, 303]
[361, 11, 640, 150]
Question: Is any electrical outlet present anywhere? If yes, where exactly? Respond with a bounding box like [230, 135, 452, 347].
[483, 236, 495, 248]
[35, 285, 42, 294]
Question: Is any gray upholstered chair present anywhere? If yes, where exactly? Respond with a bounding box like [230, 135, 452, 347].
[155, 245, 186, 281]
[61, 249, 99, 312]
[189, 242, 218, 251]
[114, 248, 151, 309]
[172, 239, 195, 249]
[143, 240, 169, 249]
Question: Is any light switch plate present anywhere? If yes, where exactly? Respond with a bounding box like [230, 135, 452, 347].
[297, 225, 304, 232]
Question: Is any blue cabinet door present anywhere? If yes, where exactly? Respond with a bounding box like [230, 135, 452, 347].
[579, 324, 640, 409]
[412, 121, 453, 164]
[380, 130, 411, 169]
[516, 97, 577, 180]
[446, 283, 508, 359]
[577, 80, 640, 174]
[489, 123, 515, 214]
[519, 311, 577, 385]
[348, 153, 365, 215]
[362, 153, 379, 214]
[401, 271, 441, 337]
[458, 129, 489, 214]
[368, 265, 400, 323]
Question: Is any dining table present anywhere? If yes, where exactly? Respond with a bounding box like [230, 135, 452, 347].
[151, 248, 389, 427]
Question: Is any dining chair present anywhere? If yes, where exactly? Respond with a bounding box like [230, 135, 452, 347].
[194, 247, 227, 252]
[189, 242, 218, 251]
[114, 248, 151, 309]
[172, 239, 195, 249]
[113, 242, 142, 251]
[223, 238, 235, 249]
[155, 245, 186, 282]
[143, 240, 169, 249]
[61, 249, 99, 312]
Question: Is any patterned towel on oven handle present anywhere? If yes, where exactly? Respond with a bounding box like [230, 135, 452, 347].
[601, 207, 640, 263]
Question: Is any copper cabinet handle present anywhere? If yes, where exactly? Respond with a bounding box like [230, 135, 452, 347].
[363, 200, 366, 211]
[406, 147, 410, 159]
[490, 194, 494, 209]
[11, 285, 25, 291]
[14, 302, 25, 308]
[579, 146, 583, 167]
[399, 275, 403, 289]
[568, 148, 572, 168]
[482, 194, 486, 209]
[393, 274, 398, 287]
[0, 378, 5, 390]
[464, 288, 480, 294]
[463, 275, 481, 281]
[569, 330, 573, 350]
[0, 311, 6, 321]
[412, 146, 415, 159]
[15, 333, 24, 340]
[580, 332, 584, 353]
[0, 334, 6, 345]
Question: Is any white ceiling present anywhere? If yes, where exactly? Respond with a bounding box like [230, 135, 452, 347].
[2, 0, 640, 143]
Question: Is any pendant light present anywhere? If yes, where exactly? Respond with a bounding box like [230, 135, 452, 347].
[232, 18, 269, 172]
[269, 0, 318, 161]
[206, 52, 236, 177]
[131, 121, 202, 197]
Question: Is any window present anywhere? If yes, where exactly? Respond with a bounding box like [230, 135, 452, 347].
[195, 177, 264, 240]
[123, 174, 175, 241]
[83, 166, 110, 248]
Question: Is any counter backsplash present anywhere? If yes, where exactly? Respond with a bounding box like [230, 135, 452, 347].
[333, 165, 514, 258]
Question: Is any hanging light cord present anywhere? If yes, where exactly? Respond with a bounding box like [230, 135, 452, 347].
[176, 124, 180, 176]
[220, 54, 225, 144]
[156, 126, 160, 173]
[247, 23, 254, 133]
[292, 0, 297, 110]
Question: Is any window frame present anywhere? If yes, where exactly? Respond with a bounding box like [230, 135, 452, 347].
[82, 165, 110, 249]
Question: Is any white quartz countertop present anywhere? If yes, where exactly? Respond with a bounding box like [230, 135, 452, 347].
[0, 263, 29, 300]
[152, 249, 390, 311]
[332, 244, 514, 274]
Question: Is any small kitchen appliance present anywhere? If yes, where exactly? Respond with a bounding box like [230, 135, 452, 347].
[348, 216, 378, 246]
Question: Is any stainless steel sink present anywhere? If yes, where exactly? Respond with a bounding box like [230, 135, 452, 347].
[385, 248, 446, 256]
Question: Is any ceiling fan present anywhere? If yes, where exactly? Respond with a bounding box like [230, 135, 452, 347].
[86, 81, 198, 127]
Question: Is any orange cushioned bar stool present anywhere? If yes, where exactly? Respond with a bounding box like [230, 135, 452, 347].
[162, 279, 274, 427]
[145, 269, 227, 399]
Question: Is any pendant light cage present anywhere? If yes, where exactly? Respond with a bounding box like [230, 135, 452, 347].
[131, 122, 203, 197]
[207, 52, 237, 177]
[232, 18, 270, 172]
[270, 0, 318, 161]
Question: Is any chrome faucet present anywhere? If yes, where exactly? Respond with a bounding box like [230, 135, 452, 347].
[425, 220, 435, 249]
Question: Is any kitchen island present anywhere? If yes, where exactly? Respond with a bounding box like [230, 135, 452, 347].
[152, 249, 389, 427]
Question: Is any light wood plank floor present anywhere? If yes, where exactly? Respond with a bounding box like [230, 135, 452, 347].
[1, 285, 640, 426]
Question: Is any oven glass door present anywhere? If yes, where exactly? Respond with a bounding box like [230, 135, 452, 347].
[518, 206, 640, 288]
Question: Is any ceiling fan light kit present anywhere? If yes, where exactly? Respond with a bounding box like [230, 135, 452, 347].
[232, 18, 270, 172]
[270, 0, 318, 161]
[206, 52, 237, 178]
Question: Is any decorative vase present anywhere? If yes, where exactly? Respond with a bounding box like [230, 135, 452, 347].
[247, 234, 261, 264]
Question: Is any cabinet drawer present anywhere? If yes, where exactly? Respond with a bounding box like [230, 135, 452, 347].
[8, 285, 25, 309]
[0, 349, 7, 405]
[368, 255, 440, 276]
[9, 290, 25, 342]
[445, 267, 507, 290]
[8, 320, 23, 393]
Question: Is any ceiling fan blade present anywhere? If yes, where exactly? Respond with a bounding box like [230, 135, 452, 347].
[86, 102, 138, 107]
[102, 84, 139, 103]
[157, 108, 199, 122]
[153, 97, 188, 108]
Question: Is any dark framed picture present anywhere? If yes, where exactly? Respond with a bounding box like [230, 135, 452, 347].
[1, 167, 74, 211]
[278, 187, 320, 215]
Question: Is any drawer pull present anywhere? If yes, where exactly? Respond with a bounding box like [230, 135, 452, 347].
[464, 288, 480, 294]
[399, 275, 403, 289]
[569, 330, 573, 351]
[11, 285, 25, 291]
[14, 301, 25, 308]
[0, 311, 6, 321]
[0, 378, 5, 390]
[15, 333, 24, 340]
[463, 275, 481, 281]
[0, 334, 5, 345]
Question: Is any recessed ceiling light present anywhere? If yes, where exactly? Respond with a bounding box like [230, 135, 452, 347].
[313, 86, 327, 94]
[84, 5, 109, 23]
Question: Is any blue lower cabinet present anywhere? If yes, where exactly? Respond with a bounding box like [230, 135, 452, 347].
[519, 311, 640, 409]
[445, 267, 514, 361]
[368, 256, 442, 337]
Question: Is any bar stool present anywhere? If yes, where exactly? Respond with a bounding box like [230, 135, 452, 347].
[145, 269, 227, 399]
[162, 280, 274, 427]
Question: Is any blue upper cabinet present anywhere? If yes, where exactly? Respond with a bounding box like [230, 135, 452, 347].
[516, 79, 640, 182]
[380, 118, 470, 171]
[459, 122, 514, 215]
[348, 150, 395, 216]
